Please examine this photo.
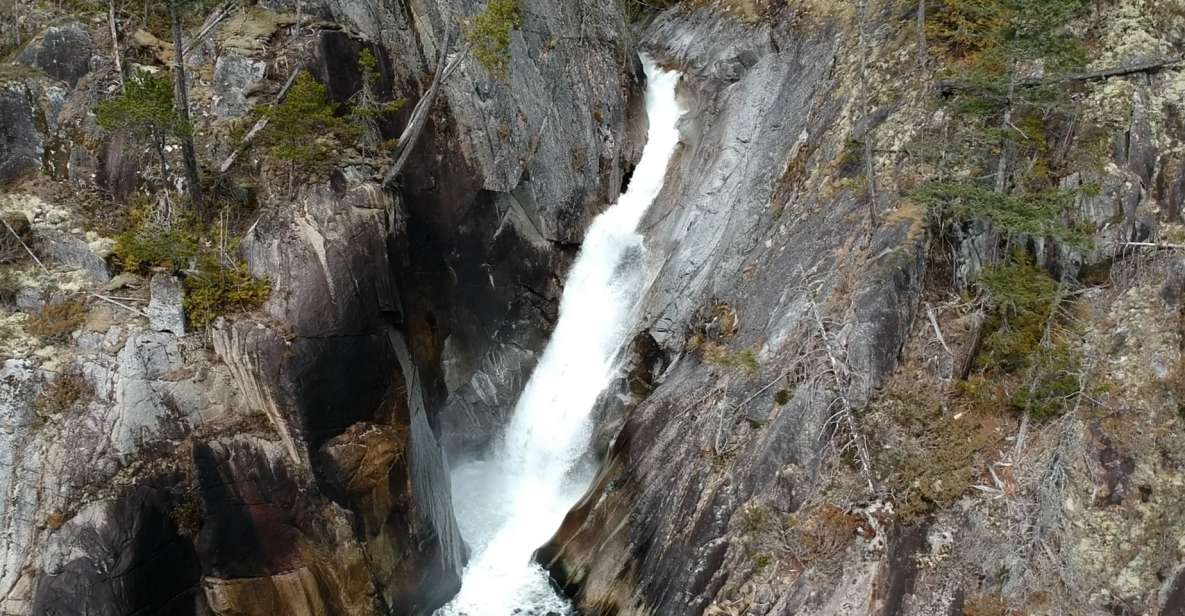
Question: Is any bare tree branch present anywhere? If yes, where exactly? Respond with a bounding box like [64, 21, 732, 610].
[382, 21, 470, 189]
[939, 57, 1185, 95]
[108, 0, 125, 87]
[182, 0, 234, 57]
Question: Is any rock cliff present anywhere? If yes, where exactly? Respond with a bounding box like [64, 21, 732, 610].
[2, 0, 1185, 615]
[539, 2, 1185, 615]
[0, 0, 639, 614]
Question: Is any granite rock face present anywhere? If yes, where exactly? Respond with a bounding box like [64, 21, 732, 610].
[536, 3, 1185, 616]
[7, 0, 1182, 614]
[147, 274, 185, 335]
[16, 22, 95, 87]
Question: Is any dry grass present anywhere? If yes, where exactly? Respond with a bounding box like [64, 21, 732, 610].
[34, 367, 92, 415]
[26, 299, 86, 343]
[963, 594, 1020, 616]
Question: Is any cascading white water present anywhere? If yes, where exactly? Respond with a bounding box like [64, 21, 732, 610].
[437, 57, 685, 616]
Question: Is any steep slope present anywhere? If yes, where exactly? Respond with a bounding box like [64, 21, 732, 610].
[540, 2, 1185, 615]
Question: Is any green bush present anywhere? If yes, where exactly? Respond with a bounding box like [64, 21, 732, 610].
[1008, 343, 1081, 420]
[96, 71, 190, 161]
[183, 253, 271, 327]
[467, 0, 523, 77]
[975, 257, 1059, 371]
[258, 72, 356, 173]
[914, 180, 1088, 247]
[113, 208, 197, 274]
[350, 49, 406, 150]
[972, 257, 1083, 420]
[919, 0, 1092, 217]
[928, 0, 1087, 72]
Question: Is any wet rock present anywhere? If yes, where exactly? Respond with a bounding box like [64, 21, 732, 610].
[147, 274, 185, 336]
[16, 22, 95, 87]
[539, 5, 926, 614]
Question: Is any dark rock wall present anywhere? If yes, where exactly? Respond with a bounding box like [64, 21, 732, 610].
[3, 0, 642, 614]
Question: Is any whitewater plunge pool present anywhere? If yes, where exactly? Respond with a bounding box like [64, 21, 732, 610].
[434, 58, 686, 616]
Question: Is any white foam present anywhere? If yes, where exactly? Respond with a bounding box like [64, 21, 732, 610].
[437, 57, 685, 616]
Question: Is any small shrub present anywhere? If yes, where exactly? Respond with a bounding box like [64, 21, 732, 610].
[113, 212, 197, 274]
[183, 253, 271, 327]
[1008, 343, 1082, 420]
[741, 503, 774, 535]
[27, 299, 87, 343]
[96, 71, 190, 170]
[784, 504, 861, 563]
[835, 138, 865, 178]
[45, 511, 67, 530]
[350, 48, 407, 151]
[701, 342, 759, 375]
[875, 387, 991, 520]
[964, 594, 1019, 616]
[914, 181, 1087, 247]
[34, 367, 92, 415]
[975, 257, 1060, 372]
[467, 0, 523, 77]
[258, 72, 356, 174]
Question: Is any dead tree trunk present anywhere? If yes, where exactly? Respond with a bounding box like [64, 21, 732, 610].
[916, 0, 927, 67]
[108, 0, 125, 87]
[994, 72, 1015, 195]
[170, 0, 204, 208]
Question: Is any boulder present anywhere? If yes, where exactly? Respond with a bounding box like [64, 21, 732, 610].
[33, 229, 110, 282]
[211, 54, 267, 119]
[16, 22, 95, 87]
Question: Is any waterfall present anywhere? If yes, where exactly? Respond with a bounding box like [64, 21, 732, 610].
[437, 57, 685, 616]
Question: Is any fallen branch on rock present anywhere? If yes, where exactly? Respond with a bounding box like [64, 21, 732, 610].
[4, 218, 149, 318]
[217, 64, 303, 175]
[939, 57, 1185, 96]
[1122, 241, 1185, 251]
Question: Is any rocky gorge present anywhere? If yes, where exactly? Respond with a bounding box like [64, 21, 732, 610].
[0, 0, 1184, 615]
